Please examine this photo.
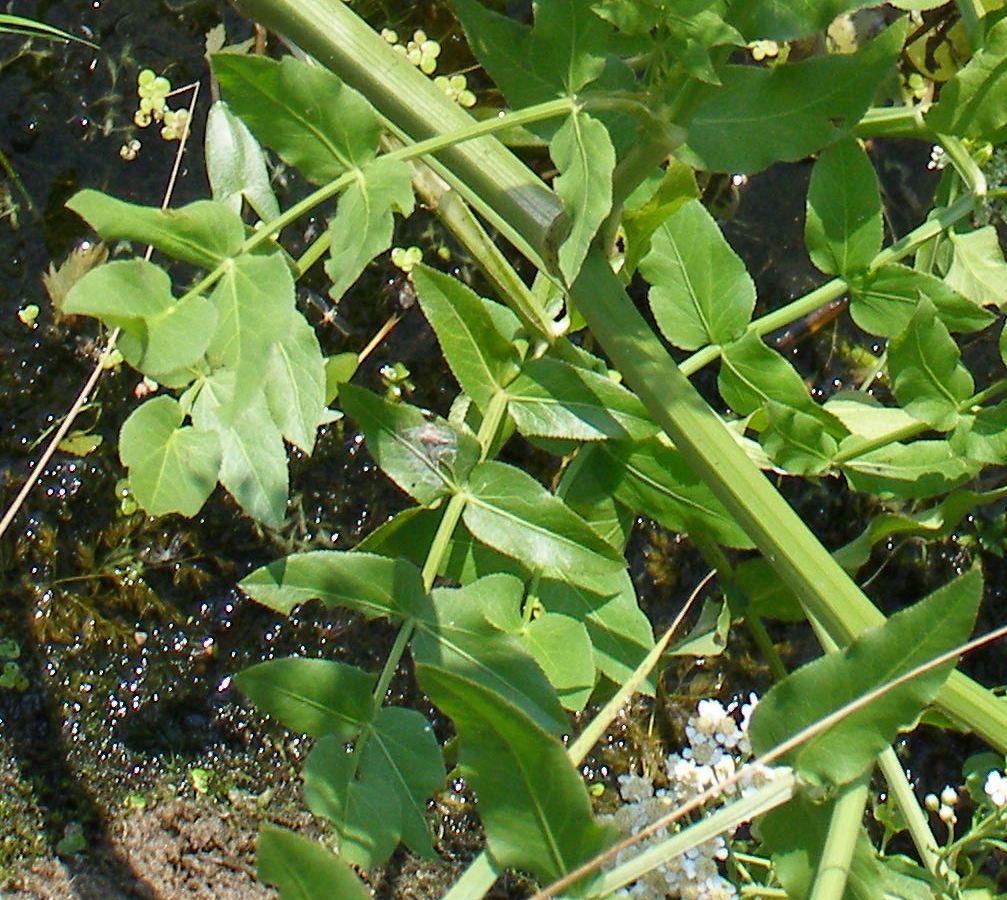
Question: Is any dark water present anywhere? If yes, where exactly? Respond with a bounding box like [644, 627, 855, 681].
[0, 0, 436, 876]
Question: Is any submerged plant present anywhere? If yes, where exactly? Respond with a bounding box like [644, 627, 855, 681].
[49, 0, 1007, 896]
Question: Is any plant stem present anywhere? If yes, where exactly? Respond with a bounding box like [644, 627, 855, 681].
[569, 248, 1007, 751]
[236, 0, 567, 267]
[746, 615, 788, 683]
[832, 379, 1007, 465]
[679, 191, 979, 376]
[855, 104, 931, 140]
[809, 773, 870, 900]
[877, 748, 942, 877]
[182, 94, 576, 308]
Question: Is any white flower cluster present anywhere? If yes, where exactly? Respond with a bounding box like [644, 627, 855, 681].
[984, 770, 1007, 808]
[604, 695, 785, 899]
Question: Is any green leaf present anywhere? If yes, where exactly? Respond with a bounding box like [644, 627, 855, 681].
[552, 111, 615, 284]
[683, 22, 904, 173]
[648, 3, 743, 84]
[539, 573, 655, 690]
[356, 706, 444, 859]
[727, 558, 805, 622]
[850, 263, 995, 336]
[925, 18, 1007, 140]
[412, 265, 516, 410]
[264, 313, 326, 453]
[595, 438, 753, 549]
[240, 549, 428, 620]
[205, 99, 281, 222]
[824, 391, 921, 441]
[805, 137, 882, 278]
[62, 259, 216, 379]
[207, 252, 296, 415]
[413, 575, 568, 735]
[462, 460, 626, 590]
[954, 400, 1007, 464]
[750, 567, 982, 786]
[360, 506, 530, 585]
[667, 596, 730, 657]
[760, 401, 838, 476]
[523, 613, 596, 710]
[212, 54, 379, 183]
[835, 486, 1007, 572]
[119, 396, 221, 518]
[718, 331, 816, 417]
[302, 736, 401, 869]
[740, 1, 878, 41]
[415, 659, 614, 889]
[257, 824, 369, 900]
[945, 226, 1007, 309]
[758, 791, 932, 900]
[0, 13, 97, 47]
[340, 385, 480, 505]
[451, 0, 610, 115]
[234, 656, 374, 740]
[506, 357, 657, 441]
[621, 160, 700, 275]
[67, 190, 244, 269]
[325, 158, 415, 303]
[193, 388, 288, 527]
[841, 440, 979, 499]
[887, 298, 973, 431]
[562, 455, 635, 549]
[324, 352, 358, 405]
[639, 199, 755, 350]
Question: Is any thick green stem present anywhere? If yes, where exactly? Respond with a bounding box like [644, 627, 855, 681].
[808, 774, 870, 900]
[569, 248, 1007, 751]
[236, 0, 565, 269]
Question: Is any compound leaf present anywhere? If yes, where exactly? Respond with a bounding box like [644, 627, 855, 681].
[551, 110, 615, 284]
[413, 576, 567, 735]
[207, 252, 296, 415]
[462, 460, 626, 590]
[507, 356, 657, 441]
[850, 263, 994, 336]
[887, 298, 973, 431]
[684, 22, 904, 173]
[264, 313, 327, 454]
[412, 265, 516, 410]
[340, 384, 480, 505]
[205, 99, 281, 222]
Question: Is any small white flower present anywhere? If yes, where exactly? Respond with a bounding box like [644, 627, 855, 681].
[984, 770, 1007, 807]
[618, 773, 653, 804]
[940, 785, 958, 807]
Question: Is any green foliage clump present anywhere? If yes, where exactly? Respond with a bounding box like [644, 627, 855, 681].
[57, 0, 1007, 896]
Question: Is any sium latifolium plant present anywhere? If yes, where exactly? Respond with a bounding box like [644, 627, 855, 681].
[60, 0, 1007, 896]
